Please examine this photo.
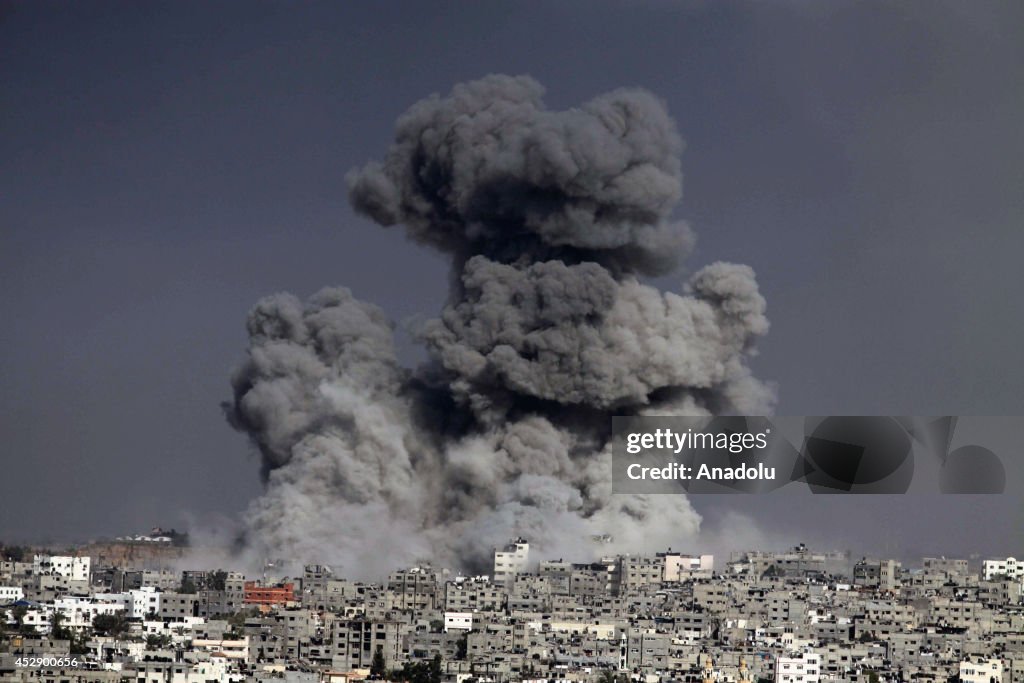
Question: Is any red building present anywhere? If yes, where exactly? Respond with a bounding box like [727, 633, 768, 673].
[243, 581, 295, 606]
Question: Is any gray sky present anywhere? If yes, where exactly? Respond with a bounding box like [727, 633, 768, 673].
[2, 1, 1022, 558]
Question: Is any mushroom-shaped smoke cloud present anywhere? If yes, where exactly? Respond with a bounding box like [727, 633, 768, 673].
[225, 75, 774, 577]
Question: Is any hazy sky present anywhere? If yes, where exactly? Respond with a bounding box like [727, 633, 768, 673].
[2, 1, 1022, 558]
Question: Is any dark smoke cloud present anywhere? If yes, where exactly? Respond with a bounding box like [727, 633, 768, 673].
[346, 74, 694, 276]
[420, 257, 768, 414]
[225, 75, 774, 576]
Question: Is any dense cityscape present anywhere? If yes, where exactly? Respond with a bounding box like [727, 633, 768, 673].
[4, 2, 1021, 683]
[2, 535, 1023, 683]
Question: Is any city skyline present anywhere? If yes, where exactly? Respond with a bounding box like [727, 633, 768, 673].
[4, 540, 1024, 681]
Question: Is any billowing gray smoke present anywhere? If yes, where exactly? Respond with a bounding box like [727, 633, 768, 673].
[226, 75, 774, 577]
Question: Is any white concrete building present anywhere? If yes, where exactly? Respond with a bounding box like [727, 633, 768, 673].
[135, 662, 192, 683]
[776, 652, 821, 683]
[187, 657, 245, 683]
[88, 636, 146, 664]
[33, 554, 91, 582]
[54, 597, 125, 629]
[983, 557, 1023, 581]
[0, 586, 25, 603]
[192, 637, 249, 661]
[493, 538, 529, 583]
[19, 606, 53, 633]
[444, 611, 473, 632]
[663, 553, 714, 581]
[527, 621, 617, 639]
[92, 592, 131, 611]
[960, 658, 1003, 683]
[128, 587, 162, 619]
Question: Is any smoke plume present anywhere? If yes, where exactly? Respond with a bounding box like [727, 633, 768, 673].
[225, 75, 774, 577]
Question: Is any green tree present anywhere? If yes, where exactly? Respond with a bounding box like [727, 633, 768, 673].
[11, 605, 32, 634]
[371, 645, 387, 678]
[92, 612, 129, 637]
[390, 660, 434, 683]
[48, 611, 87, 653]
[145, 633, 173, 650]
[178, 578, 197, 594]
[68, 629, 89, 655]
[430, 653, 442, 683]
[209, 570, 228, 591]
[224, 607, 259, 636]
[50, 611, 70, 641]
